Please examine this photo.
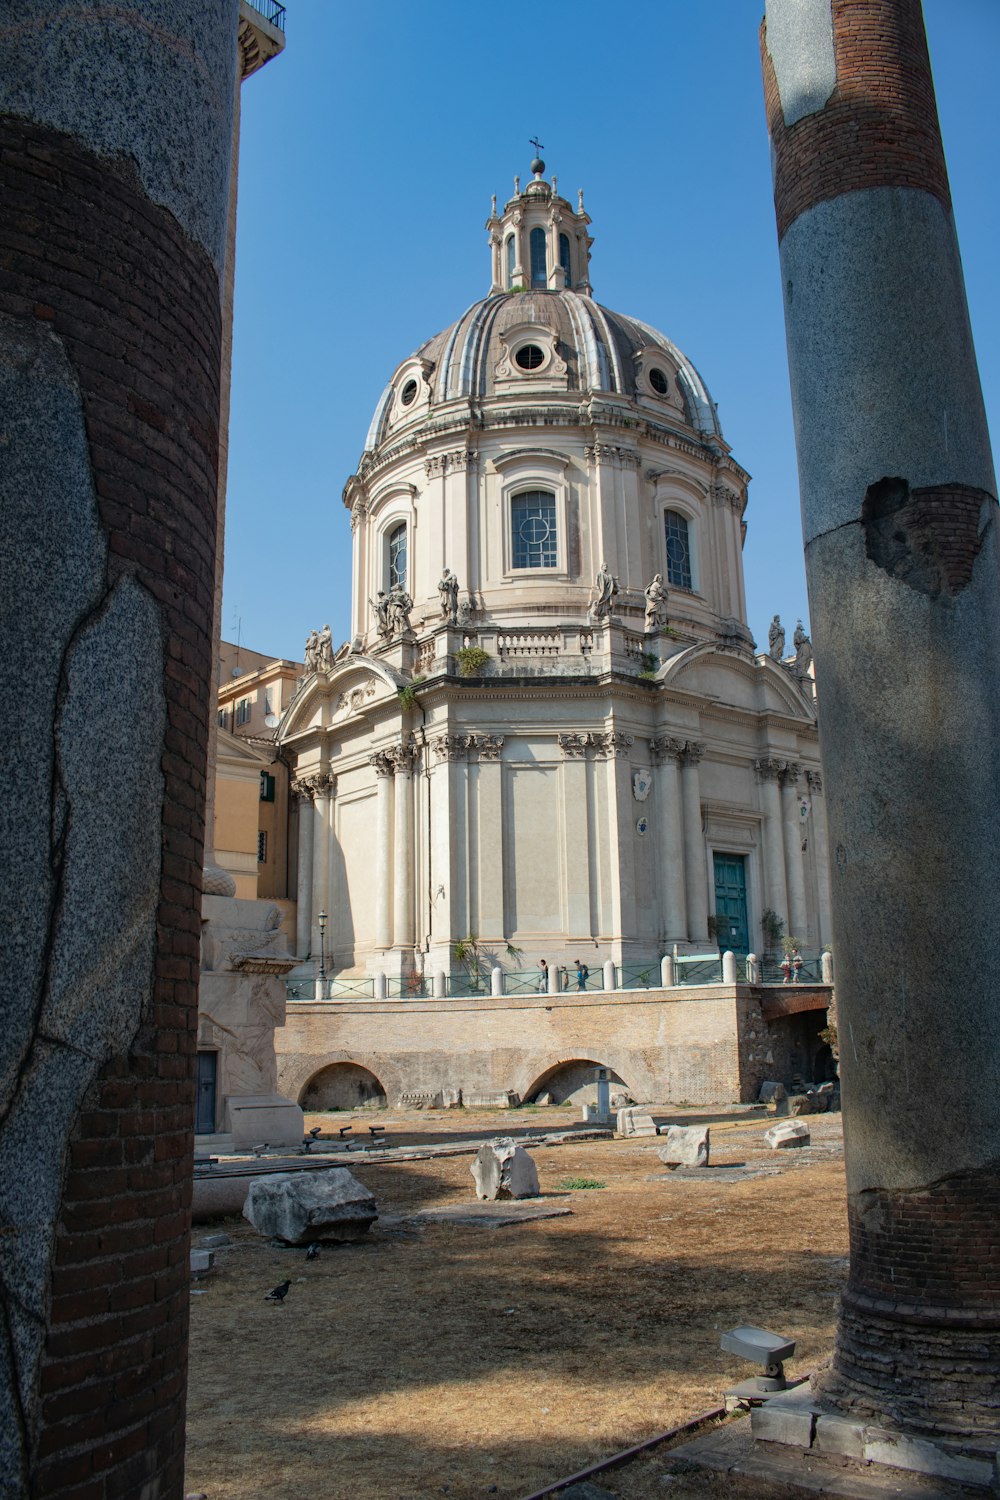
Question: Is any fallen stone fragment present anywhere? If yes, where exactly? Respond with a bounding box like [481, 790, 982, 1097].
[764, 1120, 810, 1150]
[657, 1125, 710, 1170]
[471, 1138, 539, 1200]
[243, 1168, 377, 1244]
[758, 1080, 785, 1104]
[616, 1106, 657, 1137]
[788, 1094, 814, 1116]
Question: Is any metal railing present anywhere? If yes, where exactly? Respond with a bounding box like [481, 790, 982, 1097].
[287, 952, 830, 1003]
[245, 0, 286, 31]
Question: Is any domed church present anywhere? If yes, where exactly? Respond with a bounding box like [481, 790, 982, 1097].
[279, 158, 830, 982]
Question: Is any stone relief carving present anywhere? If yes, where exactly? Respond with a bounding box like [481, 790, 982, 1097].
[558, 733, 589, 759]
[474, 734, 504, 761]
[600, 731, 635, 759]
[643, 574, 669, 632]
[370, 750, 395, 777]
[679, 741, 704, 766]
[389, 740, 418, 774]
[806, 769, 823, 794]
[589, 560, 618, 622]
[632, 768, 653, 802]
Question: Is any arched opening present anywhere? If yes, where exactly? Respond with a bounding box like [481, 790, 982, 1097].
[301, 1062, 387, 1111]
[506, 233, 516, 288]
[525, 1059, 630, 1107]
[529, 226, 547, 288]
[559, 232, 571, 288]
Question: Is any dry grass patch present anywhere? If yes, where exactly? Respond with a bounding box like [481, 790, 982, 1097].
[185, 1111, 847, 1500]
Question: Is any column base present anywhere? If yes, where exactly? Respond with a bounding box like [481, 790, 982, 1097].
[751, 1382, 999, 1490]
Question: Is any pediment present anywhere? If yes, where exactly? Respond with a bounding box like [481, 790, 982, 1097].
[278, 655, 402, 743]
[660, 643, 816, 722]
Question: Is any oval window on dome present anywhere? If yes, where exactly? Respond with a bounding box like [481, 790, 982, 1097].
[400, 379, 418, 407]
[649, 367, 669, 396]
[515, 343, 545, 372]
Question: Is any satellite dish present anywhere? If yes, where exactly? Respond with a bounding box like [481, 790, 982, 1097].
[264, 713, 280, 729]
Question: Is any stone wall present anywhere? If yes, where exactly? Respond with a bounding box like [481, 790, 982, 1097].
[277, 985, 831, 1109]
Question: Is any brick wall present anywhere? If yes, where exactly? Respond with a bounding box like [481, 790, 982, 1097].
[278, 988, 782, 1109]
[762, 0, 950, 241]
[832, 1166, 1000, 1433]
[0, 116, 219, 1497]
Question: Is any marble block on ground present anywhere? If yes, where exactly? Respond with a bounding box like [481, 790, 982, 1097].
[471, 1138, 539, 1200]
[764, 1120, 810, 1149]
[758, 1080, 785, 1104]
[225, 1093, 304, 1149]
[657, 1124, 710, 1169]
[616, 1106, 657, 1137]
[243, 1168, 377, 1244]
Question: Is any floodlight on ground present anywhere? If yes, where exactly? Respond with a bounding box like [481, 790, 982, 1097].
[720, 1324, 796, 1408]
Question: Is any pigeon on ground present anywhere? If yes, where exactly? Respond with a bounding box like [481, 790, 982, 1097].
[305, 1243, 320, 1260]
[264, 1279, 292, 1303]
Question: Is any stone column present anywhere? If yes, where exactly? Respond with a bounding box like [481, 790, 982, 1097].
[371, 752, 394, 950]
[474, 735, 505, 941]
[392, 741, 416, 950]
[763, 0, 1000, 1437]
[652, 736, 687, 942]
[309, 772, 334, 957]
[756, 758, 789, 935]
[679, 742, 709, 943]
[428, 734, 468, 970]
[559, 734, 592, 937]
[291, 778, 316, 959]
[601, 730, 636, 950]
[807, 769, 832, 947]
[0, 3, 240, 1491]
[780, 763, 808, 941]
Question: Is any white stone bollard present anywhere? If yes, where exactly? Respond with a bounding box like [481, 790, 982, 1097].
[745, 952, 761, 984]
[821, 950, 834, 985]
[548, 964, 561, 995]
[722, 949, 737, 984]
[432, 970, 447, 999]
[374, 972, 387, 1000]
[661, 954, 675, 988]
[602, 959, 616, 991]
[490, 965, 504, 997]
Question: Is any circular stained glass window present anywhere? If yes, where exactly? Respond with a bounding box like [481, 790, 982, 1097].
[649, 368, 669, 395]
[515, 343, 545, 371]
[400, 379, 418, 406]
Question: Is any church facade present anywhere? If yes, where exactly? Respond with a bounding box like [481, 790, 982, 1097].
[279, 159, 830, 983]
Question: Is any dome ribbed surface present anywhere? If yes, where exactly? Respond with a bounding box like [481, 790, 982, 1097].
[364, 290, 720, 452]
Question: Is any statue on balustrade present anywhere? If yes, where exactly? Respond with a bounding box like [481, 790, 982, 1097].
[438, 568, 459, 623]
[643, 574, 668, 633]
[304, 628, 320, 673]
[589, 560, 618, 622]
[792, 620, 813, 673]
[316, 623, 333, 672]
[768, 614, 785, 660]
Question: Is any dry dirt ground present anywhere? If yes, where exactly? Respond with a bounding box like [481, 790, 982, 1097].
[184, 1108, 848, 1500]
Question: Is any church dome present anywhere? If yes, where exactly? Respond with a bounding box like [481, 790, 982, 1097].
[364, 289, 721, 453]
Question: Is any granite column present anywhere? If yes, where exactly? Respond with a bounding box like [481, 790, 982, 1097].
[763, 0, 1000, 1439]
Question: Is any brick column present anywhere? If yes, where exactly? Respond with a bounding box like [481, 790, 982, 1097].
[763, 0, 1000, 1438]
[0, 3, 239, 1494]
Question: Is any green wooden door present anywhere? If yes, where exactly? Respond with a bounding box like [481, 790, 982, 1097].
[713, 853, 749, 953]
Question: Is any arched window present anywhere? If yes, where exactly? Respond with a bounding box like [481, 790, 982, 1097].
[664, 511, 692, 590]
[559, 233, 571, 289]
[529, 227, 547, 289]
[506, 234, 516, 289]
[387, 522, 407, 589]
[511, 490, 557, 569]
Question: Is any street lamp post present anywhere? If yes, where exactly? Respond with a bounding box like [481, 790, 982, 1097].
[318, 909, 327, 985]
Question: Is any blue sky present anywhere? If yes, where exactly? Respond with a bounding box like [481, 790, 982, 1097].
[223, 0, 999, 664]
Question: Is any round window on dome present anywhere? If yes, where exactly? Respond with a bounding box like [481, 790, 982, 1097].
[649, 367, 669, 396]
[400, 379, 418, 407]
[515, 343, 545, 371]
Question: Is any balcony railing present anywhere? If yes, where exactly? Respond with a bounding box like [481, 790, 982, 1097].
[245, 0, 286, 31]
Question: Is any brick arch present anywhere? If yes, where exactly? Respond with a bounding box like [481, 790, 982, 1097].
[279, 1048, 404, 1108]
[519, 1056, 634, 1105]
